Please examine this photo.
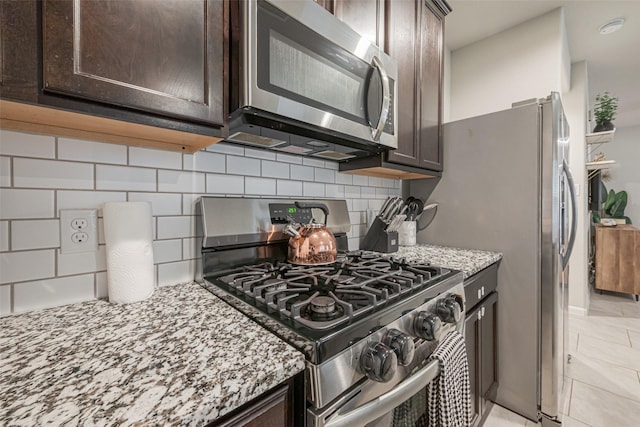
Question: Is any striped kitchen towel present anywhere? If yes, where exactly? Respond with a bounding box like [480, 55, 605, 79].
[426, 330, 472, 427]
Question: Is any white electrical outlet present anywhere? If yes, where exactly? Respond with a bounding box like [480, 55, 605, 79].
[60, 209, 98, 254]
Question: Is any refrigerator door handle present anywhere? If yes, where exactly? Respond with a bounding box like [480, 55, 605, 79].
[561, 159, 577, 269]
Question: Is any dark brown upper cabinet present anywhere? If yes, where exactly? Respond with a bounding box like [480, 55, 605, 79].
[337, 0, 450, 179]
[42, 0, 224, 126]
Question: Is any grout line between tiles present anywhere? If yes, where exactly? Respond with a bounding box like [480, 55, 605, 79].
[571, 377, 640, 404]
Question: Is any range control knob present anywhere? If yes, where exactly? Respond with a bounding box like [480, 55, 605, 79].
[436, 295, 462, 324]
[414, 312, 442, 341]
[383, 329, 415, 366]
[360, 342, 397, 383]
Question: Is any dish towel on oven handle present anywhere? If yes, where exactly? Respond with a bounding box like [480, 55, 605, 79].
[426, 330, 472, 427]
[391, 330, 471, 427]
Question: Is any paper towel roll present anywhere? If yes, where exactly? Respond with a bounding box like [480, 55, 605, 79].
[103, 202, 155, 304]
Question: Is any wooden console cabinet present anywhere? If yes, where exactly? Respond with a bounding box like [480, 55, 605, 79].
[595, 224, 640, 300]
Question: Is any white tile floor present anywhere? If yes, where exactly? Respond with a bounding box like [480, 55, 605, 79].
[482, 289, 640, 427]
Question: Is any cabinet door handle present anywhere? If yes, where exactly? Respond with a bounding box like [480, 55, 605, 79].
[481, 306, 485, 317]
[477, 289, 482, 300]
[481, 286, 485, 297]
[477, 311, 482, 320]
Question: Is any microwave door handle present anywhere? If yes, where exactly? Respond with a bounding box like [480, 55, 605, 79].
[325, 358, 440, 427]
[370, 56, 390, 141]
[561, 159, 577, 269]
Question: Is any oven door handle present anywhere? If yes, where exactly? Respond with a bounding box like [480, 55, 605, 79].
[325, 358, 440, 427]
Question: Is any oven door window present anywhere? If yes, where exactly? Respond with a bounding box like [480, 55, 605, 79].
[256, 0, 389, 132]
[368, 387, 429, 426]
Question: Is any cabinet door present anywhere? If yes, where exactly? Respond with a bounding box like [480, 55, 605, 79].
[314, 0, 335, 14]
[333, 0, 383, 47]
[480, 292, 498, 401]
[418, 1, 444, 171]
[465, 305, 481, 427]
[385, 0, 420, 167]
[42, 0, 224, 125]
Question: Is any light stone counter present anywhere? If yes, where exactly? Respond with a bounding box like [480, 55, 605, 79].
[395, 244, 502, 279]
[0, 282, 305, 426]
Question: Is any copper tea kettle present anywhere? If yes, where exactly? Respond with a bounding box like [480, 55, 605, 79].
[284, 202, 337, 265]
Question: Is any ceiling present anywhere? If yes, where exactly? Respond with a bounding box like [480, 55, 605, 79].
[445, 0, 640, 129]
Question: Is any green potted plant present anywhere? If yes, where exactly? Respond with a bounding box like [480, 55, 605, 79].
[592, 182, 631, 224]
[592, 92, 618, 132]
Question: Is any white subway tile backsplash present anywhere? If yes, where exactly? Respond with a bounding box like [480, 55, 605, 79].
[128, 192, 182, 216]
[0, 221, 8, 251]
[303, 158, 325, 167]
[153, 239, 183, 264]
[345, 185, 361, 199]
[325, 161, 339, 170]
[129, 147, 182, 169]
[157, 216, 192, 239]
[325, 184, 345, 199]
[0, 189, 54, 219]
[277, 153, 304, 165]
[303, 182, 325, 197]
[290, 164, 314, 181]
[262, 160, 290, 179]
[58, 138, 127, 164]
[368, 177, 383, 187]
[375, 187, 389, 198]
[352, 175, 368, 186]
[315, 168, 335, 184]
[277, 180, 303, 196]
[3, 130, 394, 314]
[348, 237, 359, 251]
[0, 130, 55, 158]
[206, 174, 244, 194]
[96, 272, 108, 299]
[335, 172, 353, 185]
[0, 156, 10, 187]
[361, 187, 375, 198]
[227, 155, 261, 177]
[244, 148, 276, 160]
[183, 151, 225, 173]
[11, 219, 60, 251]
[13, 274, 95, 314]
[245, 177, 276, 195]
[0, 285, 10, 316]
[349, 211, 365, 226]
[352, 199, 369, 211]
[158, 170, 205, 193]
[158, 260, 195, 286]
[182, 237, 199, 260]
[206, 142, 244, 156]
[182, 194, 201, 215]
[57, 246, 107, 276]
[0, 249, 55, 284]
[96, 165, 156, 191]
[57, 190, 127, 213]
[13, 158, 94, 189]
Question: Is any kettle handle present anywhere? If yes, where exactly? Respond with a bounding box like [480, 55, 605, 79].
[295, 202, 329, 225]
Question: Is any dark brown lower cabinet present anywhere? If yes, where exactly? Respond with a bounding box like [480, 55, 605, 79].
[464, 265, 499, 427]
[208, 373, 304, 427]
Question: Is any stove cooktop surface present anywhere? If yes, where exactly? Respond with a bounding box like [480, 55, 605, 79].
[202, 251, 462, 363]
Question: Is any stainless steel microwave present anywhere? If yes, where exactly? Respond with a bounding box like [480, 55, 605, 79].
[228, 0, 398, 161]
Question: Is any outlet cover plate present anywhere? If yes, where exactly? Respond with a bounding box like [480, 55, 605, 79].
[60, 209, 98, 254]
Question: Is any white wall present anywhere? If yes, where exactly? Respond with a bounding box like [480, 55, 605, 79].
[0, 130, 400, 315]
[449, 8, 570, 121]
[565, 61, 590, 314]
[601, 124, 640, 225]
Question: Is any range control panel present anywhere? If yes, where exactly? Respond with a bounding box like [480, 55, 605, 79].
[269, 203, 314, 224]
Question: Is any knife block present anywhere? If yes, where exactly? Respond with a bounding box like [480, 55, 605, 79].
[360, 217, 399, 253]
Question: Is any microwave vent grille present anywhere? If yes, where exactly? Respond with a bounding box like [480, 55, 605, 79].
[226, 132, 287, 148]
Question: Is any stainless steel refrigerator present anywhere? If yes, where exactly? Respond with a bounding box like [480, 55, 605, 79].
[413, 92, 576, 426]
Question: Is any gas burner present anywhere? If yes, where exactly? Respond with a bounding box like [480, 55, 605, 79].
[310, 295, 336, 314]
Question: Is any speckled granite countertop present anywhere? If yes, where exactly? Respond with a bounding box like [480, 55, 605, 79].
[395, 244, 502, 279]
[0, 282, 305, 426]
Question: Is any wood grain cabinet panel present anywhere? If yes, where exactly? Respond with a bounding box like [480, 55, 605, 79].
[42, 0, 224, 125]
[595, 224, 640, 298]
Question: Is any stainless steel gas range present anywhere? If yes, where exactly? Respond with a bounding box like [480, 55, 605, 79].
[199, 197, 465, 426]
